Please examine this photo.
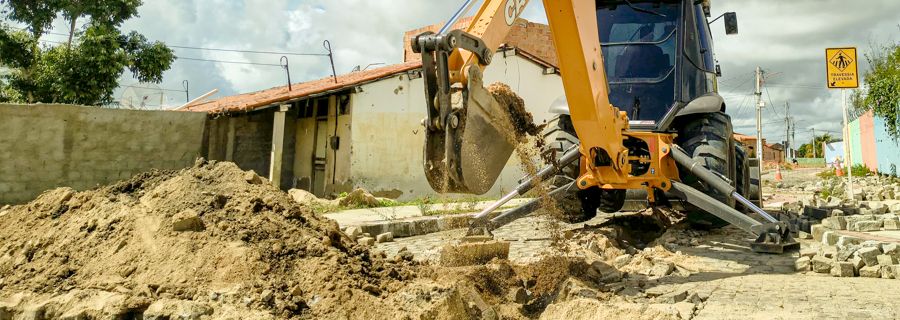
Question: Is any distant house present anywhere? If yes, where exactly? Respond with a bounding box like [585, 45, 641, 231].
[733, 133, 782, 163]
[184, 18, 564, 200]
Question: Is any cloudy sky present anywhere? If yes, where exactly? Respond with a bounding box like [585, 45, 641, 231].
[19, 0, 900, 149]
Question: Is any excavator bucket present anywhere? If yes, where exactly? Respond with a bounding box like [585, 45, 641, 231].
[423, 66, 517, 195]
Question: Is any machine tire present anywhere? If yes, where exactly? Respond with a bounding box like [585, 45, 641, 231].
[542, 115, 623, 223]
[674, 111, 734, 229]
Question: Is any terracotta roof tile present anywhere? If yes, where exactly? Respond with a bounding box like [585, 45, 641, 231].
[183, 61, 422, 113]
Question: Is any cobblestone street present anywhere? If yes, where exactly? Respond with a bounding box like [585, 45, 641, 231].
[377, 212, 900, 319]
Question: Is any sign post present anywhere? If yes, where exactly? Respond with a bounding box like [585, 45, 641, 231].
[826, 47, 859, 199]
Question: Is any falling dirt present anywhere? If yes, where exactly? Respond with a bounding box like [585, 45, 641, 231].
[487, 82, 567, 248]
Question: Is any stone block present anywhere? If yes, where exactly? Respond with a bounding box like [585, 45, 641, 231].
[831, 261, 855, 277]
[824, 232, 841, 245]
[857, 247, 881, 267]
[822, 216, 847, 230]
[795, 256, 811, 271]
[836, 236, 863, 249]
[375, 232, 394, 243]
[854, 220, 883, 232]
[849, 256, 866, 271]
[831, 209, 845, 216]
[891, 265, 900, 279]
[877, 254, 897, 266]
[836, 245, 859, 262]
[344, 226, 362, 241]
[799, 248, 817, 259]
[870, 202, 889, 214]
[357, 237, 375, 246]
[811, 256, 833, 273]
[859, 265, 881, 278]
[650, 261, 675, 277]
[797, 231, 812, 239]
[884, 220, 900, 230]
[882, 266, 895, 279]
[883, 243, 900, 259]
[811, 224, 826, 241]
[172, 209, 204, 232]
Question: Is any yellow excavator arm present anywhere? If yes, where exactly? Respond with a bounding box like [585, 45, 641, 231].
[411, 0, 674, 196]
[413, 0, 798, 254]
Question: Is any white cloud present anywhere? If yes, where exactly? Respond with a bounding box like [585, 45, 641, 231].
[104, 0, 898, 148]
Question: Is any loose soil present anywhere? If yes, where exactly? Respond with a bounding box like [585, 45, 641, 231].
[0, 160, 684, 319]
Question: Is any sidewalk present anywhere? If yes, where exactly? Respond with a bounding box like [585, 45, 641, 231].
[324, 198, 532, 238]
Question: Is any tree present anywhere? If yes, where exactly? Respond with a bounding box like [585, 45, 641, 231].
[851, 40, 900, 138]
[0, 0, 174, 105]
[796, 133, 838, 158]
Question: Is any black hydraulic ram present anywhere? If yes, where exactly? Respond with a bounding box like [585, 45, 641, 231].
[669, 145, 798, 253]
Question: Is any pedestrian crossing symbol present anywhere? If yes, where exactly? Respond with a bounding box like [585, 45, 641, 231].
[825, 47, 858, 88]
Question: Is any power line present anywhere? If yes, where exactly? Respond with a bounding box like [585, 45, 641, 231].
[168, 45, 329, 57]
[175, 56, 283, 67]
[11, 25, 329, 57]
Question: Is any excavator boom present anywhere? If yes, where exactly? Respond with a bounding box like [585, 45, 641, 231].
[414, 0, 797, 258]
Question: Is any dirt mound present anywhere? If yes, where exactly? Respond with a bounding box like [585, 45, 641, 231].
[0, 160, 416, 319]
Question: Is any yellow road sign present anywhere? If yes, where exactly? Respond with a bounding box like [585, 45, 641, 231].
[826, 47, 859, 88]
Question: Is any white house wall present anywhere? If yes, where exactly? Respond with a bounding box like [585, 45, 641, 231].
[349, 53, 564, 200]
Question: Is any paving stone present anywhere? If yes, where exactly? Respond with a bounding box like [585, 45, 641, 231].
[799, 248, 817, 259]
[881, 266, 895, 279]
[822, 216, 847, 230]
[650, 261, 675, 277]
[891, 265, 900, 279]
[849, 256, 866, 272]
[673, 301, 696, 320]
[836, 245, 859, 262]
[657, 290, 688, 303]
[344, 226, 362, 241]
[859, 266, 881, 278]
[831, 261, 855, 277]
[836, 236, 863, 250]
[884, 220, 900, 230]
[824, 232, 841, 245]
[854, 221, 883, 232]
[357, 237, 375, 246]
[877, 254, 897, 266]
[883, 243, 900, 259]
[795, 256, 811, 271]
[857, 247, 881, 267]
[811, 224, 826, 241]
[811, 256, 833, 273]
[376, 232, 394, 243]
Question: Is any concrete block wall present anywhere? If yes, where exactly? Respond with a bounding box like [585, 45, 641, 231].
[205, 109, 275, 179]
[0, 104, 207, 205]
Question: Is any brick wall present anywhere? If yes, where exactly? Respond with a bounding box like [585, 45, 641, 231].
[0, 104, 207, 204]
[403, 18, 557, 66]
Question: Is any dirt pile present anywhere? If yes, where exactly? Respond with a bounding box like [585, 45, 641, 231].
[0, 160, 658, 319]
[0, 160, 419, 319]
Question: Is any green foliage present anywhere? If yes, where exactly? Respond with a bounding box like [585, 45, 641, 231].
[851, 164, 873, 177]
[852, 42, 900, 138]
[0, 0, 174, 106]
[817, 169, 836, 179]
[796, 133, 837, 158]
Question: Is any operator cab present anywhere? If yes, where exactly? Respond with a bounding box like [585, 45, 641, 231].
[596, 0, 735, 130]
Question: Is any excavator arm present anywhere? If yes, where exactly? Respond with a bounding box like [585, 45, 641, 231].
[411, 0, 673, 196]
[414, 0, 799, 255]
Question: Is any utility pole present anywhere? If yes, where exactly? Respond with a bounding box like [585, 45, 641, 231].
[755, 66, 764, 161]
[790, 117, 796, 158]
[842, 88, 853, 199]
[785, 102, 790, 162]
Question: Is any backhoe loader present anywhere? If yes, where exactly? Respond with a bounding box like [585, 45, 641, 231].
[411, 0, 796, 256]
